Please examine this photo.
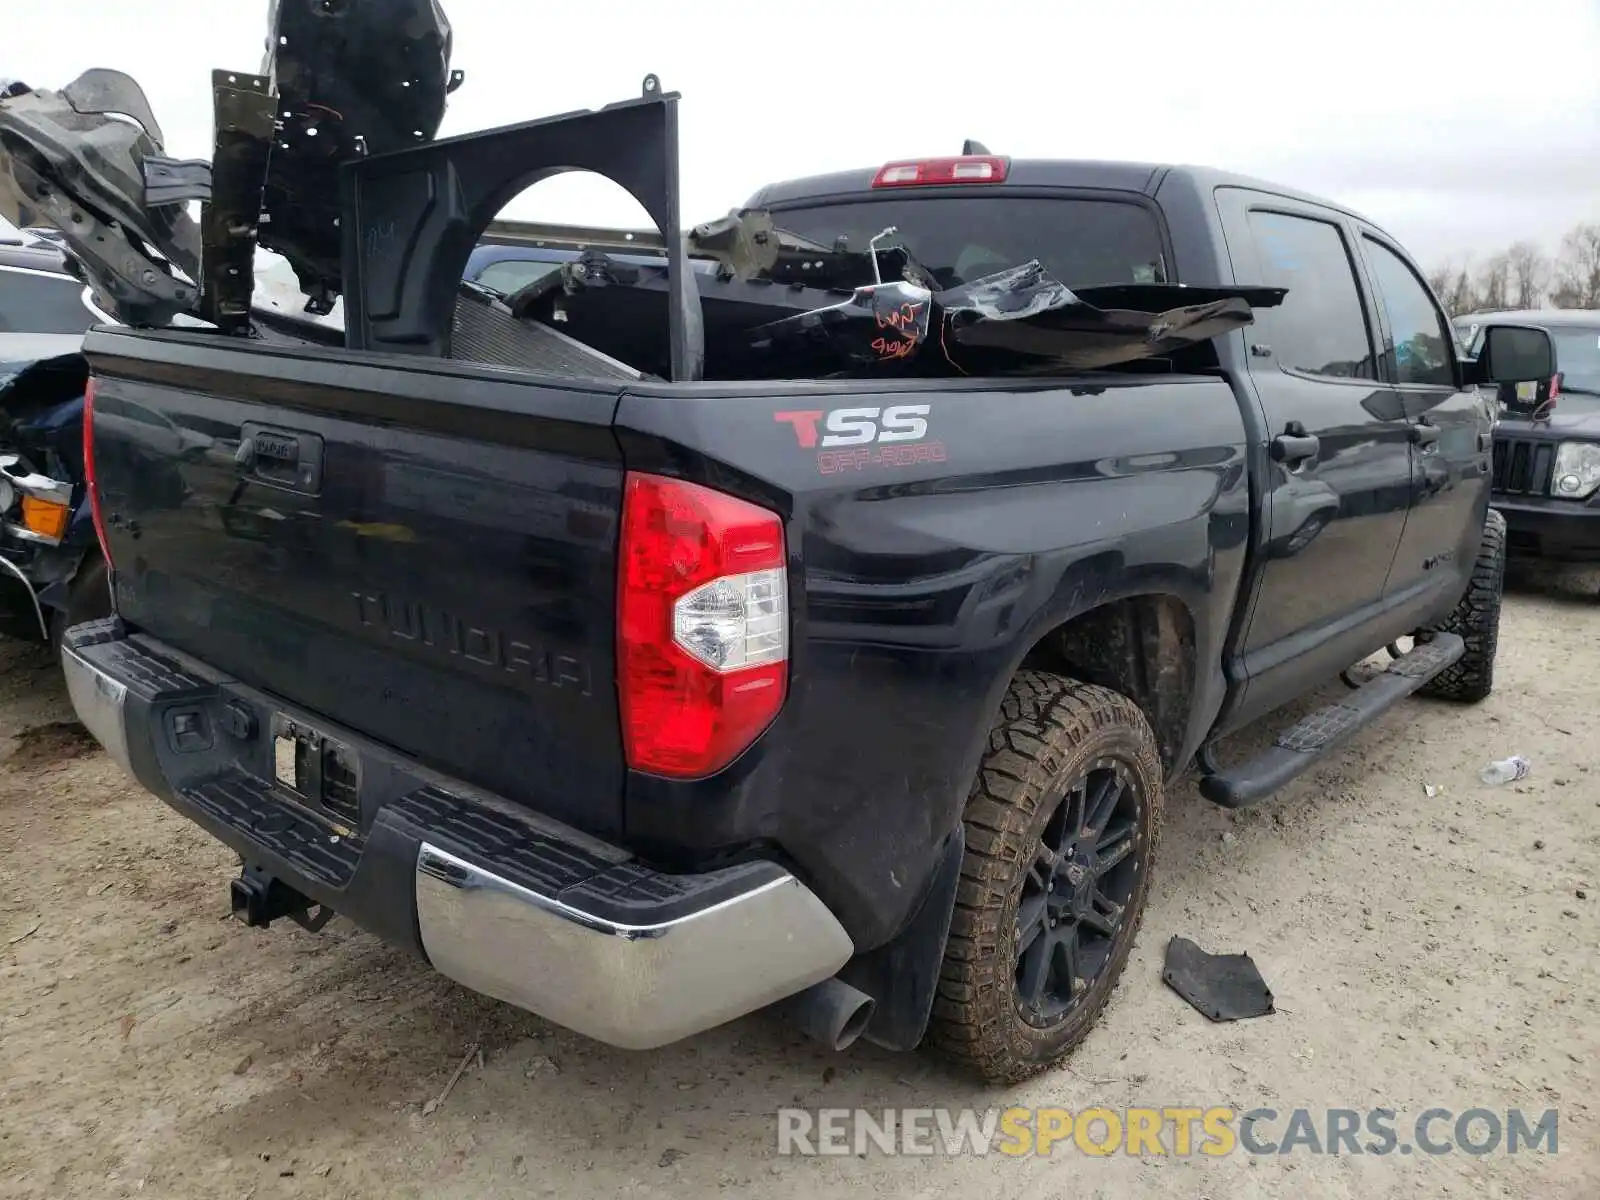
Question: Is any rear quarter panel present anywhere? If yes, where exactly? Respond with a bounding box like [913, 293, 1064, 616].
[616, 375, 1250, 947]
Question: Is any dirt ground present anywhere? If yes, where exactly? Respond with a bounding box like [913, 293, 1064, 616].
[2, 566, 1597, 1200]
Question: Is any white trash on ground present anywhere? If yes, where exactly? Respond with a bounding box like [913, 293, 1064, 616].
[1479, 756, 1532, 786]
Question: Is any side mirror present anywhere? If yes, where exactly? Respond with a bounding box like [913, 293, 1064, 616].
[1466, 325, 1556, 386]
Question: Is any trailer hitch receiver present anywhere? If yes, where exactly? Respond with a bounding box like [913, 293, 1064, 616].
[230, 865, 335, 932]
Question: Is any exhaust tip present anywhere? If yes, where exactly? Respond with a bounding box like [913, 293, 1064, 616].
[832, 993, 875, 1051]
[779, 977, 876, 1052]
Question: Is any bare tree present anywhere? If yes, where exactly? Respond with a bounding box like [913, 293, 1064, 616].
[1506, 241, 1550, 309]
[1476, 253, 1511, 312]
[1429, 219, 1600, 315]
[1425, 263, 1454, 302]
[1443, 261, 1480, 316]
[1551, 222, 1600, 309]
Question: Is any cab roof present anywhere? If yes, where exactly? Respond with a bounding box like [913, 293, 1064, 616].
[746, 158, 1377, 226]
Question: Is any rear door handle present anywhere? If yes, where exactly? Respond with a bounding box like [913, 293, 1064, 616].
[1270, 432, 1320, 466]
[1411, 421, 1441, 448]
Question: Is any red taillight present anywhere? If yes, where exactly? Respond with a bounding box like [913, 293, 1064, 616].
[618, 472, 788, 778]
[871, 156, 1009, 188]
[82, 377, 114, 571]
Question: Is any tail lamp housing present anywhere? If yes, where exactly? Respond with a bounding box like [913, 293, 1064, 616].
[618, 472, 788, 778]
[82, 377, 114, 571]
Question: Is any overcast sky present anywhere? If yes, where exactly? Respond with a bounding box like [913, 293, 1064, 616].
[5, 0, 1597, 270]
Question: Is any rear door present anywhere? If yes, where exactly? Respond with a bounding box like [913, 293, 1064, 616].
[1354, 228, 1492, 611]
[1215, 190, 1415, 724]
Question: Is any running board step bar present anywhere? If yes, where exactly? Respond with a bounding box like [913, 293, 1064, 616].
[1199, 632, 1464, 809]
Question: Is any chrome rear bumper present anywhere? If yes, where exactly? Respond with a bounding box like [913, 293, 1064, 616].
[416, 844, 853, 1049]
[63, 625, 855, 1051]
[61, 640, 133, 773]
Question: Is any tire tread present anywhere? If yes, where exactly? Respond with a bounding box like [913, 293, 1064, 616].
[1419, 509, 1505, 703]
[929, 670, 1164, 1083]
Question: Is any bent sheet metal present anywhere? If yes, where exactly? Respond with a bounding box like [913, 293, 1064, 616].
[0, 71, 201, 325]
[259, 0, 463, 310]
[745, 252, 1282, 378]
[0, 1, 464, 330]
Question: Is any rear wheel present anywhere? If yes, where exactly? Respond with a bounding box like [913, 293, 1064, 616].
[929, 671, 1163, 1083]
[1417, 509, 1505, 703]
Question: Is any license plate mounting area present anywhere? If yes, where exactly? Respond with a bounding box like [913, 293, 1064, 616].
[270, 714, 361, 830]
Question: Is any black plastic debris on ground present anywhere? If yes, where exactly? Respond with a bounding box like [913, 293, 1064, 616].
[1162, 935, 1275, 1022]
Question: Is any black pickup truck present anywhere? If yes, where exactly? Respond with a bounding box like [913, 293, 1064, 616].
[59, 94, 1553, 1082]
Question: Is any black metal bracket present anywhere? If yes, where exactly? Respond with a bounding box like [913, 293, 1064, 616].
[290, 905, 335, 933]
[144, 156, 213, 207]
[61, 67, 166, 146]
[339, 72, 703, 379]
[199, 70, 277, 332]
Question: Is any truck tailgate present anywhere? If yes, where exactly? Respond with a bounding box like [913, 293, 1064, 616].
[83, 328, 628, 837]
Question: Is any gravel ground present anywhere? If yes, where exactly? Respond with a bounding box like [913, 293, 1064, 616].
[1, 566, 1597, 1199]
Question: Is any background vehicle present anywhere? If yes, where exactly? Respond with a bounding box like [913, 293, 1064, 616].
[0, 242, 110, 643]
[58, 89, 1551, 1084]
[1455, 309, 1600, 563]
[464, 220, 718, 297]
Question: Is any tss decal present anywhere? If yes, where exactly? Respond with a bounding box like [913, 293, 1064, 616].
[768, 409, 940, 473]
[773, 405, 946, 473]
[774, 405, 931, 448]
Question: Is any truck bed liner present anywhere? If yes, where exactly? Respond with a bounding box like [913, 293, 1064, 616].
[449, 289, 642, 380]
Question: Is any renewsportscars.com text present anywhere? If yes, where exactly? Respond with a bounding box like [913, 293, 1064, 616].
[776, 1106, 1559, 1158]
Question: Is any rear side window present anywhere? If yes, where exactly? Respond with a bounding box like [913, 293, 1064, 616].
[768, 197, 1170, 290]
[0, 267, 96, 334]
[1244, 212, 1375, 379]
[471, 259, 564, 297]
[1362, 237, 1454, 386]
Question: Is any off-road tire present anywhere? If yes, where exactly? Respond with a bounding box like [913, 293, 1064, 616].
[928, 671, 1164, 1084]
[1417, 508, 1505, 703]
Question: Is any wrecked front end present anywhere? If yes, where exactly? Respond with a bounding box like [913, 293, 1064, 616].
[0, 348, 94, 642]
